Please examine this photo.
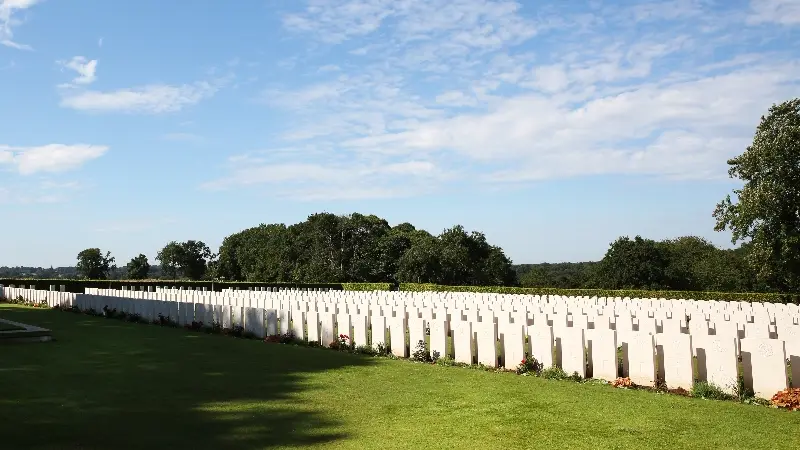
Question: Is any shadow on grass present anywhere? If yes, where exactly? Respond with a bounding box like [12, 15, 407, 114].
[0, 306, 374, 450]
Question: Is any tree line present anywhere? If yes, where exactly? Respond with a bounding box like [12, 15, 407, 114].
[72, 212, 518, 286]
[517, 236, 762, 292]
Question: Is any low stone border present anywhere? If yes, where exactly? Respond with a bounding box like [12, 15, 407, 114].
[0, 317, 53, 343]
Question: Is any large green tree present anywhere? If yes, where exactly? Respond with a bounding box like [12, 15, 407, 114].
[593, 236, 672, 290]
[713, 98, 800, 292]
[210, 213, 517, 286]
[76, 248, 116, 280]
[126, 254, 150, 280]
[156, 240, 213, 280]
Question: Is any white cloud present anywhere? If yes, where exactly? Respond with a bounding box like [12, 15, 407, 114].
[58, 56, 98, 86]
[210, 1, 800, 200]
[435, 90, 476, 106]
[60, 82, 218, 114]
[0, 144, 108, 175]
[748, 0, 800, 25]
[0, 0, 39, 50]
[202, 152, 450, 201]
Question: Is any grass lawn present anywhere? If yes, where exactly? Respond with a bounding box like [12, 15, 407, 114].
[0, 304, 798, 450]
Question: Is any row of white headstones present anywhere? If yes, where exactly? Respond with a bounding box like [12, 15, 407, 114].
[2, 286, 799, 399]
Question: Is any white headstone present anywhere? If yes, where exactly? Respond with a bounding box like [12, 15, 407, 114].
[266, 309, 278, 336]
[528, 325, 554, 369]
[454, 321, 473, 364]
[587, 329, 617, 382]
[429, 319, 448, 359]
[307, 311, 320, 343]
[655, 333, 693, 390]
[628, 332, 656, 387]
[740, 338, 789, 398]
[244, 307, 266, 338]
[560, 327, 586, 378]
[371, 315, 386, 350]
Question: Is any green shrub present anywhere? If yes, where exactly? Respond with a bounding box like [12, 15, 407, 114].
[691, 381, 732, 400]
[410, 340, 440, 363]
[398, 283, 797, 303]
[540, 366, 570, 380]
[341, 283, 392, 291]
[374, 342, 391, 356]
[516, 357, 543, 375]
[435, 357, 463, 367]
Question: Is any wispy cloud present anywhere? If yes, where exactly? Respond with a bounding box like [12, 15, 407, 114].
[60, 81, 220, 114]
[202, 150, 452, 201]
[206, 0, 800, 200]
[57, 56, 98, 87]
[55, 60, 234, 114]
[747, 0, 800, 25]
[0, 0, 39, 50]
[0, 181, 80, 205]
[0, 144, 109, 175]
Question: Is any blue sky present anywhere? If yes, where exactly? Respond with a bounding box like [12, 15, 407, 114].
[1, 0, 799, 268]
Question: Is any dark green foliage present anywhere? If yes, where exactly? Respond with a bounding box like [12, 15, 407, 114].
[594, 236, 672, 290]
[517, 262, 598, 289]
[156, 240, 213, 280]
[515, 235, 767, 295]
[214, 213, 516, 285]
[75, 248, 116, 280]
[126, 254, 150, 280]
[714, 98, 800, 292]
[340, 283, 393, 291]
[398, 283, 799, 303]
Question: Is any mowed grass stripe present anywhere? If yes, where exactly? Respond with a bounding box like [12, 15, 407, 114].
[0, 304, 798, 450]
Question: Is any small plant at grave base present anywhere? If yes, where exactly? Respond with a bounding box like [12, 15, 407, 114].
[540, 366, 569, 380]
[328, 340, 340, 350]
[222, 325, 244, 337]
[210, 321, 223, 334]
[265, 332, 295, 344]
[771, 388, 800, 411]
[186, 321, 205, 332]
[355, 345, 377, 356]
[730, 375, 756, 403]
[612, 377, 635, 388]
[654, 377, 669, 393]
[516, 357, 543, 376]
[157, 314, 177, 327]
[435, 356, 461, 367]
[280, 332, 296, 344]
[336, 334, 352, 351]
[691, 381, 732, 401]
[126, 313, 143, 323]
[411, 340, 431, 362]
[374, 342, 391, 356]
[430, 350, 441, 363]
